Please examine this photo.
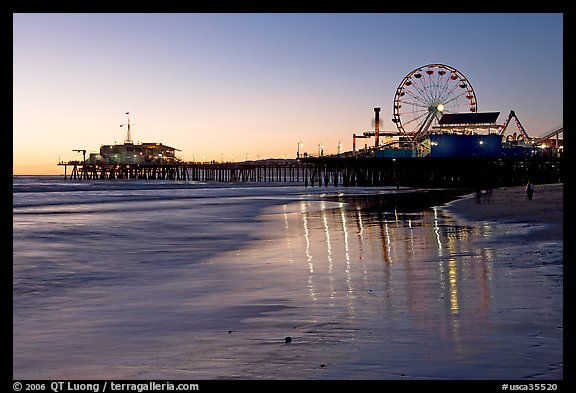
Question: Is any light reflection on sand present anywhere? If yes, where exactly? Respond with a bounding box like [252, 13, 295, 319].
[270, 201, 495, 342]
[14, 186, 561, 379]
[244, 196, 560, 379]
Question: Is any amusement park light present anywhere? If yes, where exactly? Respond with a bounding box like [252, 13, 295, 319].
[436, 104, 445, 112]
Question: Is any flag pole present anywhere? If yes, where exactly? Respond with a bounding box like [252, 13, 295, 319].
[121, 112, 132, 144]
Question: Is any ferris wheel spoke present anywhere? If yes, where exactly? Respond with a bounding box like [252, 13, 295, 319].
[399, 107, 429, 117]
[433, 78, 453, 103]
[429, 83, 446, 105]
[425, 73, 444, 103]
[437, 81, 463, 106]
[428, 82, 447, 104]
[398, 108, 429, 118]
[401, 111, 430, 129]
[402, 97, 428, 109]
[442, 91, 469, 109]
[413, 77, 436, 105]
[435, 77, 459, 101]
[399, 98, 430, 111]
[424, 75, 440, 103]
[428, 77, 452, 106]
[411, 72, 436, 101]
[438, 73, 461, 97]
[436, 68, 448, 91]
[402, 89, 432, 109]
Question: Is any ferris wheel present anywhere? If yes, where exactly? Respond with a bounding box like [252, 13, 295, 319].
[392, 64, 478, 139]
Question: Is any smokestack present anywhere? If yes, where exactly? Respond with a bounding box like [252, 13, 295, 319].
[374, 107, 381, 147]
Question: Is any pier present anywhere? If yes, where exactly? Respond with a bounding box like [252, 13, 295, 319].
[58, 161, 307, 183]
[58, 156, 563, 189]
[56, 64, 564, 190]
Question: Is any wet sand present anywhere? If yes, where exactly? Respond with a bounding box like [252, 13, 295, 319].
[196, 189, 564, 380]
[13, 184, 563, 380]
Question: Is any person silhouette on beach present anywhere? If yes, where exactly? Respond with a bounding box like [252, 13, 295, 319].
[483, 188, 493, 204]
[475, 187, 483, 204]
[525, 180, 535, 200]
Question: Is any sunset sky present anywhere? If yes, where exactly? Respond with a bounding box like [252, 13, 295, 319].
[13, 13, 563, 175]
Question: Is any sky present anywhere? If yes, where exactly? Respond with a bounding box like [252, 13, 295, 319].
[13, 13, 563, 175]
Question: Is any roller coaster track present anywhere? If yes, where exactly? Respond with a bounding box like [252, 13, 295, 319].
[534, 126, 563, 144]
[348, 138, 430, 157]
[498, 110, 530, 141]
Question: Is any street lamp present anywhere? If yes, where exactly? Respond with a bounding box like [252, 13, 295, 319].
[393, 158, 399, 190]
[297, 141, 303, 159]
[318, 144, 324, 157]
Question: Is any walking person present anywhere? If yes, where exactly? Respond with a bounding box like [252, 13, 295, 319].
[475, 186, 483, 204]
[483, 187, 493, 204]
[525, 180, 535, 200]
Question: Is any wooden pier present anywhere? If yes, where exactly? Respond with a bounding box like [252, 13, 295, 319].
[59, 156, 564, 189]
[58, 161, 309, 183]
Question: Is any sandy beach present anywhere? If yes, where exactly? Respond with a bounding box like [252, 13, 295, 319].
[442, 183, 563, 242]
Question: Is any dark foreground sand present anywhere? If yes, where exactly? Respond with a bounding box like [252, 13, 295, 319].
[442, 183, 563, 242]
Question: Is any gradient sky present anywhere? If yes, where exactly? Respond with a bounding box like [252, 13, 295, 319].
[13, 13, 563, 175]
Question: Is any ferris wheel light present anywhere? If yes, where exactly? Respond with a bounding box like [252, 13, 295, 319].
[437, 104, 445, 112]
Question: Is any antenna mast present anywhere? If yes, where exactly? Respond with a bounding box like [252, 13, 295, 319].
[120, 112, 133, 144]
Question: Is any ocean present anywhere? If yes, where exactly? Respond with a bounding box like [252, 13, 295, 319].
[12, 176, 562, 380]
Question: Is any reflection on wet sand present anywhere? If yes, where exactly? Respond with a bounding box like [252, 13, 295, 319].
[257, 193, 561, 379]
[280, 199, 497, 349]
